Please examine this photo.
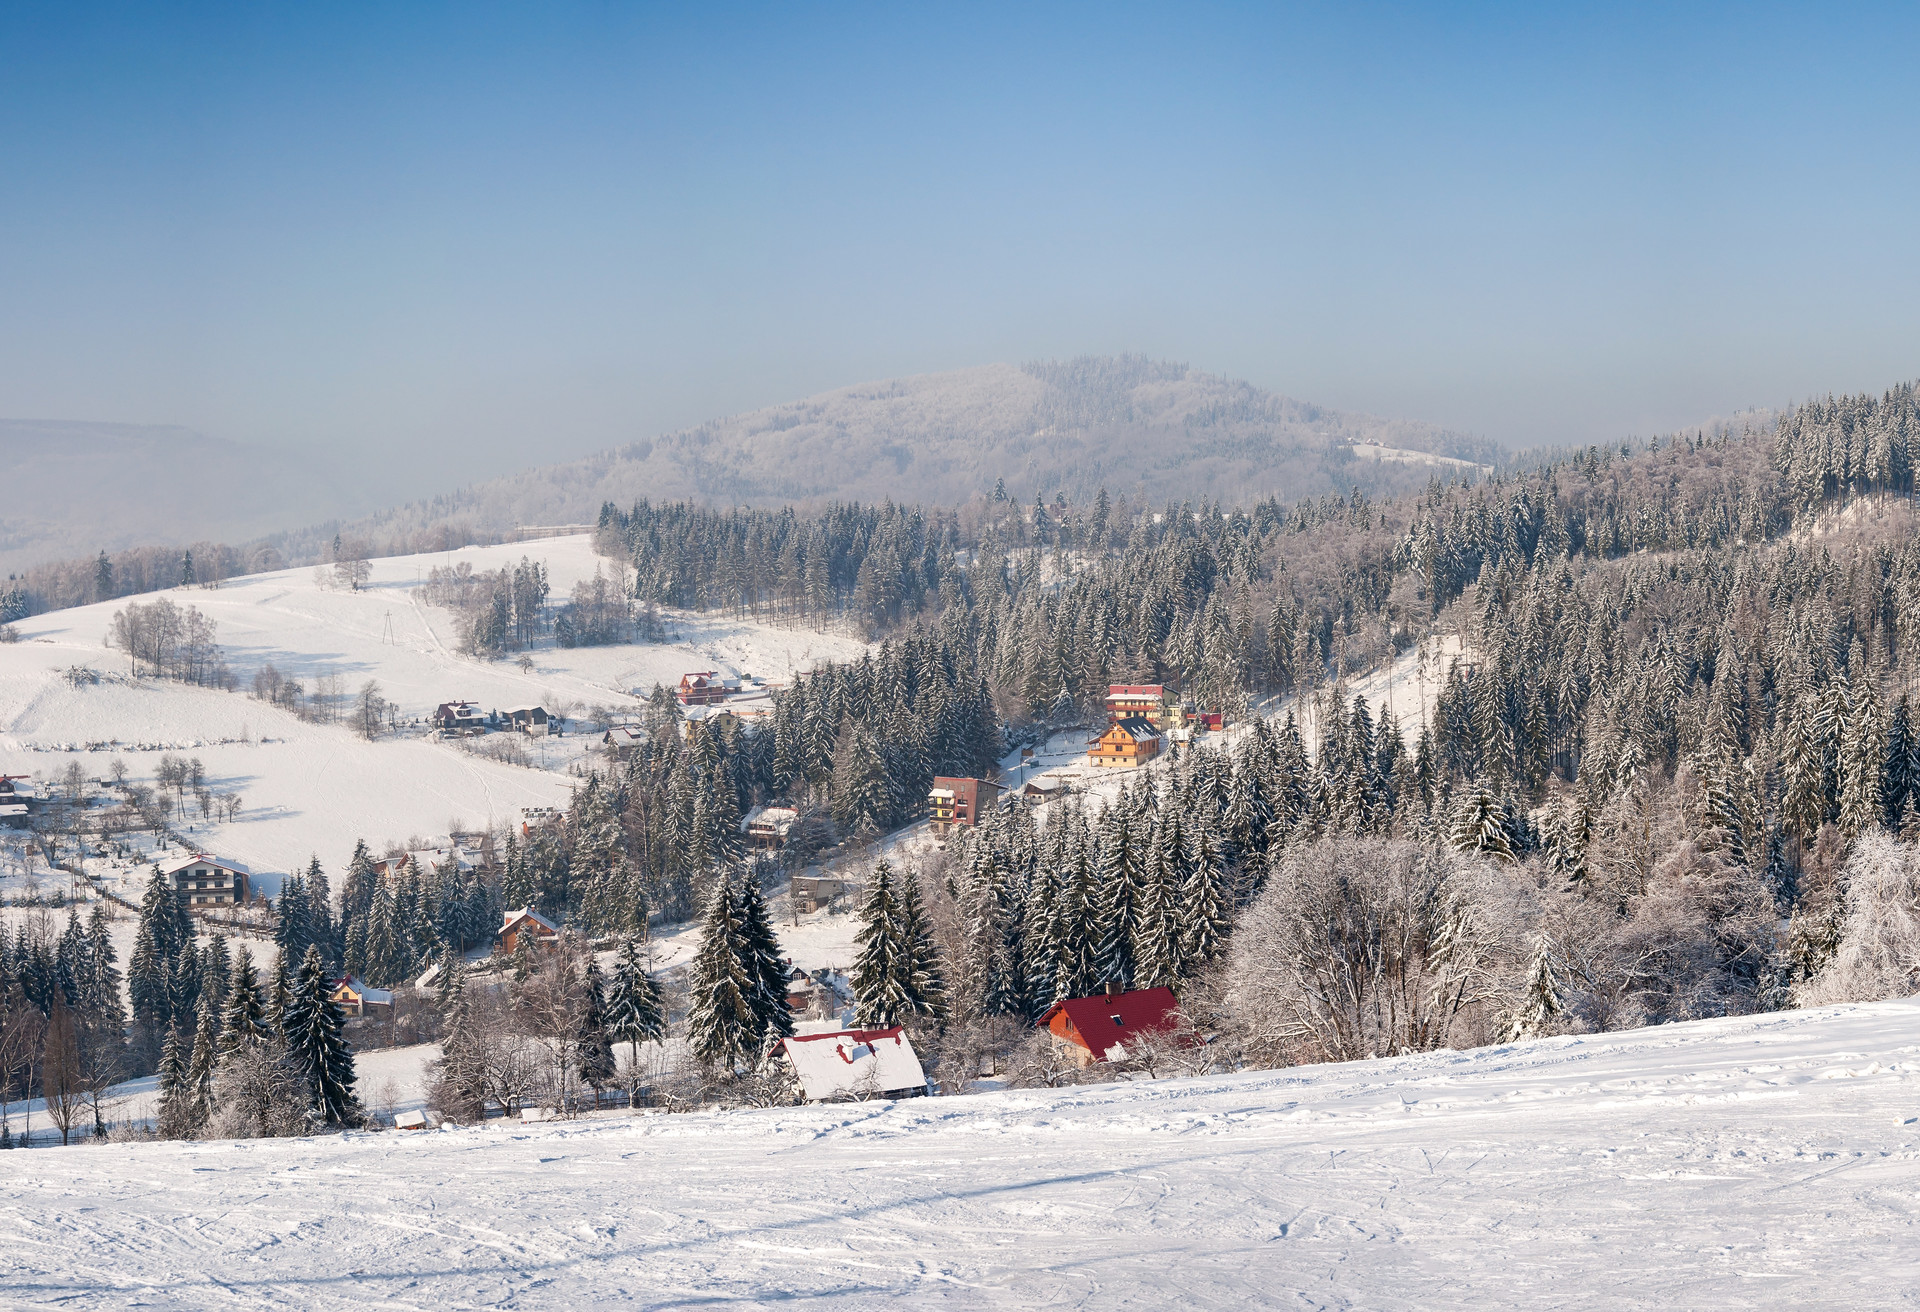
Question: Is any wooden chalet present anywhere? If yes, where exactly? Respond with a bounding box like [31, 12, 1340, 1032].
[740, 804, 797, 850]
[329, 976, 393, 1016]
[159, 853, 253, 908]
[1105, 683, 1175, 726]
[1089, 717, 1161, 768]
[676, 671, 740, 706]
[1038, 986, 1186, 1067]
[495, 907, 561, 955]
[928, 776, 1002, 832]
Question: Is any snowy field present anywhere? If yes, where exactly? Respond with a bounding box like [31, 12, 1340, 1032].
[5, 998, 1919, 1309]
[0, 535, 866, 878]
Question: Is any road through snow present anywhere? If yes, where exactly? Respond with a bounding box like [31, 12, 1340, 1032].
[4, 999, 1919, 1309]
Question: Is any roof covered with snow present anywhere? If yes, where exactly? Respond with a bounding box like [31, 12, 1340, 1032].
[157, 853, 254, 877]
[781, 1026, 927, 1101]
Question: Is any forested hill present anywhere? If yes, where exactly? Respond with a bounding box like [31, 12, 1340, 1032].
[336, 356, 1497, 538]
[554, 381, 1919, 1034]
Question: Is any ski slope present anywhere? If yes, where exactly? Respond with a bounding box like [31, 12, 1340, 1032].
[0, 536, 865, 879]
[6, 999, 1919, 1309]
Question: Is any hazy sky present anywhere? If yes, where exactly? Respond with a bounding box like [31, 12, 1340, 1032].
[4, 2, 1917, 493]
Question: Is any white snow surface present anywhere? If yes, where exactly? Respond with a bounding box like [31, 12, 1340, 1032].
[8, 998, 1920, 1309]
[0, 535, 865, 877]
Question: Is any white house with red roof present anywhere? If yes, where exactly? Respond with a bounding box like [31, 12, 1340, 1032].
[780, 1026, 929, 1102]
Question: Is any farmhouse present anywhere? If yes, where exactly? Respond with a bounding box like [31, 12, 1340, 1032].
[495, 907, 560, 955]
[329, 976, 393, 1016]
[159, 853, 252, 908]
[1089, 717, 1161, 768]
[928, 776, 1002, 832]
[501, 705, 553, 736]
[1038, 986, 1186, 1066]
[780, 1026, 929, 1102]
[1021, 777, 1067, 801]
[432, 701, 487, 733]
[1105, 683, 1175, 726]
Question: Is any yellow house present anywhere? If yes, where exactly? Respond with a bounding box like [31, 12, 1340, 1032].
[1089, 717, 1161, 768]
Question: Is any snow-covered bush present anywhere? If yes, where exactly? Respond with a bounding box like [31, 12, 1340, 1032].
[1796, 832, 1920, 1005]
[1220, 838, 1534, 1067]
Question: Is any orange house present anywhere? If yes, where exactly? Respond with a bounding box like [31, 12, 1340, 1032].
[494, 907, 561, 956]
[1089, 717, 1161, 768]
[1039, 987, 1186, 1066]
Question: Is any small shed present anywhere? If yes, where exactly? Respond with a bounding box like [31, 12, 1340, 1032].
[780, 1026, 929, 1102]
[603, 724, 647, 756]
[495, 907, 561, 956]
[1037, 987, 1186, 1066]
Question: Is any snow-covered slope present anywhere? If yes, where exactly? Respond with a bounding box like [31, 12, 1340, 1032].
[0, 535, 866, 878]
[6, 998, 1918, 1309]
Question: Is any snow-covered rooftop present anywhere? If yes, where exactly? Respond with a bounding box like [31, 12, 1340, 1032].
[781, 1026, 927, 1102]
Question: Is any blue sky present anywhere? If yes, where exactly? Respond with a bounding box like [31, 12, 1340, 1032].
[3, 2, 1916, 490]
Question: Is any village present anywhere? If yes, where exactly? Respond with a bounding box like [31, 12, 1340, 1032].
[1, 661, 1239, 1137]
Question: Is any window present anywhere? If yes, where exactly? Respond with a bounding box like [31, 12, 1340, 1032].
[1110, 1015, 1124, 1026]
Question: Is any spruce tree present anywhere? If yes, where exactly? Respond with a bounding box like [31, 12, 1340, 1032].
[1092, 805, 1140, 991]
[1179, 825, 1231, 973]
[735, 875, 794, 1044]
[154, 1027, 196, 1139]
[852, 861, 908, 1027]
[685, 877, 758, 1072]
[1501, 937, 1564, 1042]
[605, 936, 666, 1057]
[129, 866, 191, 1037]
[894, 862, 947, 1023]
[183, 994, 220, 1132]
[217, 946, 270, 1059]
[575, 957, 617, 1099]
[283, 945, 359, 1127]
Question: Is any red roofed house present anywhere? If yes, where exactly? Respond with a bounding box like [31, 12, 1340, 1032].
[494, 907, 561, 956]
[1105, 683, 1175, 726]
[677, 671, 740, 706]
[928, 776, 1002, 833]
[780, 1026, 929, 1102]
[1038, 986, 1186, 1067]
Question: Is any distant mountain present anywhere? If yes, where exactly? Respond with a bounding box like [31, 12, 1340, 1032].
[355, 356, 1498, 539]
[2, 358, 1498, 580]
[0, 420, 369, 576]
